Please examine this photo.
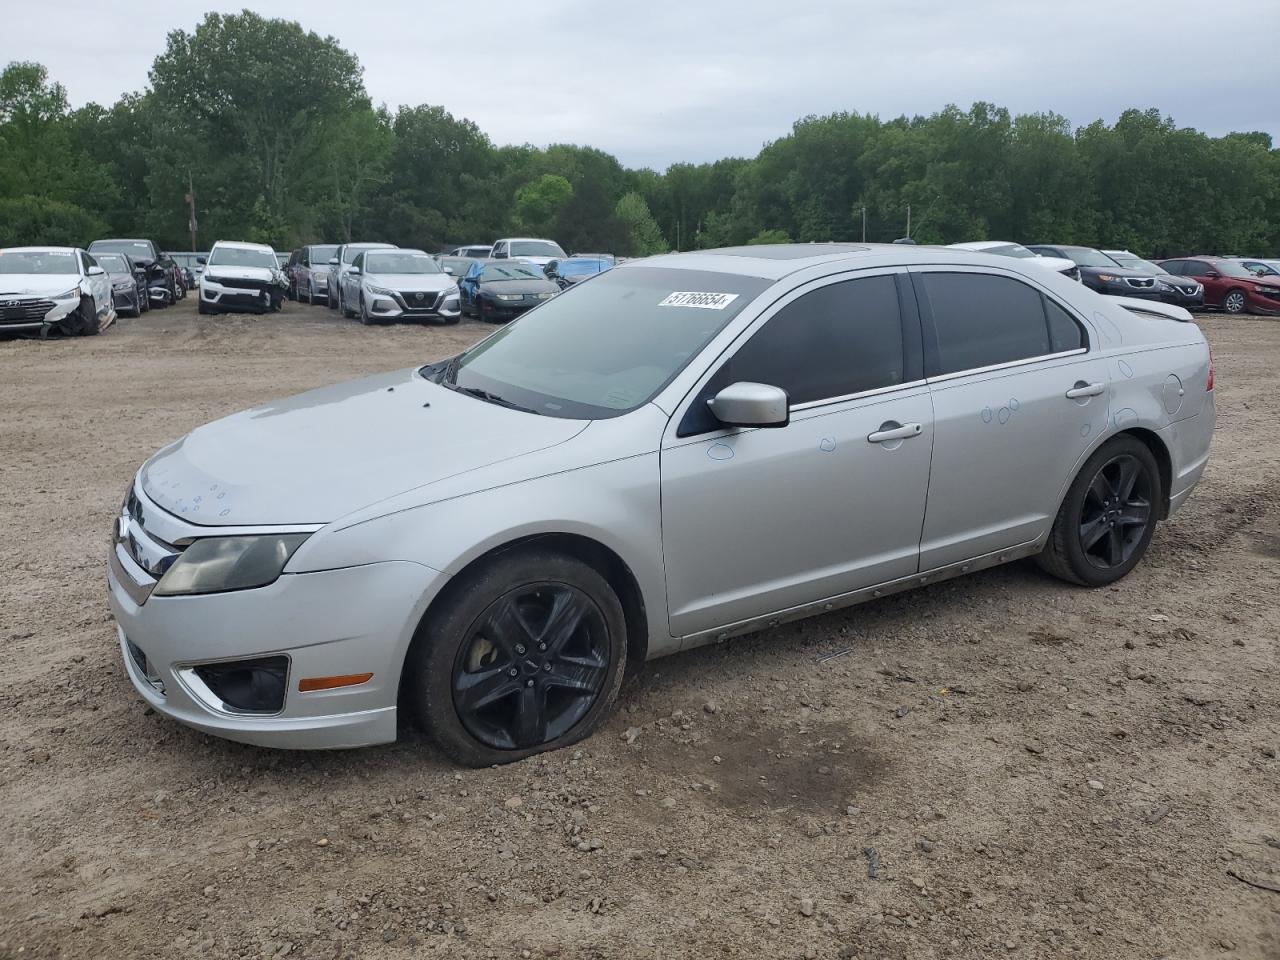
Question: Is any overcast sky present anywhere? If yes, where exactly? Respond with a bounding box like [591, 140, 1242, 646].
[6, 0, 1276, 170]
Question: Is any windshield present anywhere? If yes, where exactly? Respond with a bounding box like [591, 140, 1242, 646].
[987, 243, 1036, 259]
[560, 259, 607, 276]
[510, 241, 566, 258]
[437, 267, 771, 419]
[208, 246, 278, 270]
[343, 244, 391, 264]
[365, 252, 442, 275]
[1064, 248, 1118, 268]
[309, 245, 338, 264]
[90, 240, 154, 260]
[0, 250, 79, 275]
[96, 254, 131, 274]
[1241, 260, 1280, 277]
[461, 246, 491, 257]
[482, 263, 545, 282]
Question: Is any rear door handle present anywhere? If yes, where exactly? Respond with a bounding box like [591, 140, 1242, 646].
[867, 422, 923, 443]
[1065, 381, 1105, 399]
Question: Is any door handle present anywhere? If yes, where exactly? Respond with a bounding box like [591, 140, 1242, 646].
[1065, 381, 1105, 399]
[867, 422, 923, 443]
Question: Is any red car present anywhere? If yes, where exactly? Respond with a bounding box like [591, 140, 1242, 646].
[1156, 256, 1280, 315]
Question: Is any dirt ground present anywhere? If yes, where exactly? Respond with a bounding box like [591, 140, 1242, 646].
[1, 296, 1278, 960]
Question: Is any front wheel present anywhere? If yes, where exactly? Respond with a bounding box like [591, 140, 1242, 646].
[409, 550, 627, 767]
[1222, 289, 1247, 315]
[1037, 436, 1160, 587]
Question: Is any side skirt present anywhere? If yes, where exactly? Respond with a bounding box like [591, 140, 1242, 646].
[673, 538, 1044, 655]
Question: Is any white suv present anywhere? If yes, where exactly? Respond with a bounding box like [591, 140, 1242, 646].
[198, 241, 285, 315]
[489, 238, 566, 267]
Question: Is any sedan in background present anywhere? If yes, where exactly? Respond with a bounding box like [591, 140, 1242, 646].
[948, 241, 1080, 281]
[1028, 245, 1162, 300]
[328, 242, 396, 314]
[96, 252, 150, 317]
[0, 246, 113, 336]
[88, 238, 180, 307]
[1239, 259, 1280, 278]
[198, 241, 287, 315]
[437, 255, 483, 280]
[459, 260, 559, 322]
[340, 248, 461, 325]
[545, 255, 613, 289]
[1157, 256, 1280, 315]
[1103, 250, 1203, 310]
[293, 244, 339, 304]
[106, 244, 1213, 765]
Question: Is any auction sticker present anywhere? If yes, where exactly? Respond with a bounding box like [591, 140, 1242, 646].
[659, 291, 740, 310]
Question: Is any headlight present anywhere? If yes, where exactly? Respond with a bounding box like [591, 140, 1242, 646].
[1258, 286, 1280, 295]
[536, 292, 555, 300]
[153, 534, 310, 597]
[53, 286, 80, 300]
[495, 294, 523, 301]
[367, 284, 397, 298]
[1096, 274, 1117, 283]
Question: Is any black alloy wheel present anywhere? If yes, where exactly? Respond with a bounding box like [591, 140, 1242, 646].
[1078, 453, 1153, 570]
[1037, 435, 1160, 587]
[410, 550, 627, 766]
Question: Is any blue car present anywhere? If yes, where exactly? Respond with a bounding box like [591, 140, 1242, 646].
[545, 256, 613, 289]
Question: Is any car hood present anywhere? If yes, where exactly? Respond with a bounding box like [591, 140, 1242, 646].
[481, 278, 559, 295]
[140, 368, 587, 526]
[365, 273, 457, 293]
[1025, 256, 1077, 275]
[1078, 265, 1152, 279]
[0, 274, 82, 296]
[203, 265, 276, 283]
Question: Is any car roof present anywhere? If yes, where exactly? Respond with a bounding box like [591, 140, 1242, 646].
[496, 237, 560, 243]
[90, 238, 150, 244]
[366, 248, 427, 257]
[212, 240, 274, 251]
[949, 240, 1022, 251]
[1, 245, 79, 253]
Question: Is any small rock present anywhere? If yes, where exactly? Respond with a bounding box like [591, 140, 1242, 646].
[315, 838, 330, 847]
[202, 885, 215, 897]
[1148, 614, 1170, 622]
[918, 839, 935, 853]
[1086, 780, 1104, 791]
[894, 706, 911, 719]
[845, 805, 861, 817]
[798, 897, 815, 917]
[504, 796, 523, 809]
[622, 727, 641, 744]
[1025, 741, 1045, 756]
[1262, 746, 1277, 759]
[910, 878, 925, 890]
[659, 797, 677, 810]
[1016, 681, 1033, 692]
[703, 701, 718, 714]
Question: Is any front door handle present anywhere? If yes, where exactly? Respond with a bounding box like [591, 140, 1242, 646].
[1065, 381, 1105, 399]
[867, 421, 923, 443]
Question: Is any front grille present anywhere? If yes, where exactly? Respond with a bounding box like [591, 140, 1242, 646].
[122, 489, 182, 578]
[1178, 285, 1199, 296]
[398, 290, 447, 314]
[1124, 277, 1155, 289]
[0, 297, 54, 324]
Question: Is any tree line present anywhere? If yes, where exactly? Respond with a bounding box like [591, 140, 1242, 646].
[2, 10, 1277, 258]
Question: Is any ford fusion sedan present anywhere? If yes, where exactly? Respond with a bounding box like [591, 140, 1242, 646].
[0, 246, 114, 335]
[459, 260, 558, 322]
[1028, 245, 1163, 300]
[108, 243, 1214, 766]
[1157, 256, 1280, 315]
[340, 248, 461, 325]
[95, 252, 150, 317]
[1102, 250, 1204, 311]
[489, 237, 567, 267]
[198, 241, 287, 315]
[948, 241, 1080, 281]
[327, 243, 395, 314]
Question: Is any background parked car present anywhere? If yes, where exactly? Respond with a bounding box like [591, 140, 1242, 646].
[1027, 245, 1162, 300]
[198, 241, 287, 315]
[489, 237, 567, 266]
[342, 248, 461, 325]
[1157, 256, 1280, 315]
[459, 260, 559, 322]
[436, 254, 483, 279]
[948, 241, 1080, 280]
[170, 251, 208, 287]
[0, 246, 113, 335]
[291, 244, 339, 304]
[1102, 249, 1204, 310]
[88, 238, 181, 307]
[1238, 258, 1280, 278]
[327, 242, 395, 314]
[545, 255, 613, 288]
[449, 244, 492, 258]
[95, 252, 150, 317]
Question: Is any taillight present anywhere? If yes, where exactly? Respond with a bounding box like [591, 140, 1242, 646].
[1206, 348, 1214, 392]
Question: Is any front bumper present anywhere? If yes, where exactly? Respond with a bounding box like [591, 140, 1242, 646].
[366, 289, 461, 322]
[478, 297, 544, 320]
[111, 286, 139, 310]
[1244, 289, 1280, 315]
[200, 279, 275, 313]
[108, 538, 445, 750]
[0, 295, 79, 332]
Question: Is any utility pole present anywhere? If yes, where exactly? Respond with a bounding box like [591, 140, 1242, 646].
[861, 206, 867, 243]
[185, 170, 198, 252]
[905, 204, 911, 239]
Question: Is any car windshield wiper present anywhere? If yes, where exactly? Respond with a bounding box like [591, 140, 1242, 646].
[448, 383, 540, 415]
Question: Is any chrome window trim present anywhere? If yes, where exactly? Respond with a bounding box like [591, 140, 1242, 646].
[789, 378, 929, 412]
[925, 347, 1088, 385]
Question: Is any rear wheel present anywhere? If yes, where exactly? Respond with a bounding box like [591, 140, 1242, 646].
[409, 550, 627, 767]
[1222, 288, 1247, 315]
[1037, 436, 1160, 587]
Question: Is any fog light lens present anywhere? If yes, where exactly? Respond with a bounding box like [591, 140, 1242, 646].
[194, 656, 288, 713]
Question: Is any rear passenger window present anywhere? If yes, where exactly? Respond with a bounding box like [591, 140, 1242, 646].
[726, 274, 904, 404]
[922, 273, 1084, 376]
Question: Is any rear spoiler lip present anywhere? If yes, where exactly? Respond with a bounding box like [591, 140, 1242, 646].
[1110, 296, 1194, 323]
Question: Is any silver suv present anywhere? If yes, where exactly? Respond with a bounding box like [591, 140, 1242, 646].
[108, 244, 1214, 766]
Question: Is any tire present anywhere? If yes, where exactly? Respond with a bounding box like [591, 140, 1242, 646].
[139, 288, 150, 314]
[299, 281, 310, 305]
[197, 296, 213, 315]
[59, 295, 100, 336]
[444, 314, 460, 325]
[409, 549, 628, 767]
[1222, 288, 1247, 315]
[340, 290, 356, 319]
[358, 294, 374, 325]
[478, 297, 490, 323]
[1037, 435, 1161, 587]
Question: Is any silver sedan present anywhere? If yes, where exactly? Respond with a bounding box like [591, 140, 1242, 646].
[107, 244, 1214, 765]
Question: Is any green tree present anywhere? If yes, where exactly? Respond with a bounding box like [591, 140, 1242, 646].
[514, 174, 573, 236]
[615, 192, 667, 256]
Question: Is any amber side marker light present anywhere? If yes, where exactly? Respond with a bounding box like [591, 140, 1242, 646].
[298, 673, 373, 692]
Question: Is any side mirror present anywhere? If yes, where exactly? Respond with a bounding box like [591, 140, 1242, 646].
[87, 265, 105, 276]
[348, 266, 361, 276]
[197, 256, 207, 265]
[1204, 270, 1219, 278]
[443, 266, 454, 275]
[328, 257, 339, 265]
[707, 382, 789, 429]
